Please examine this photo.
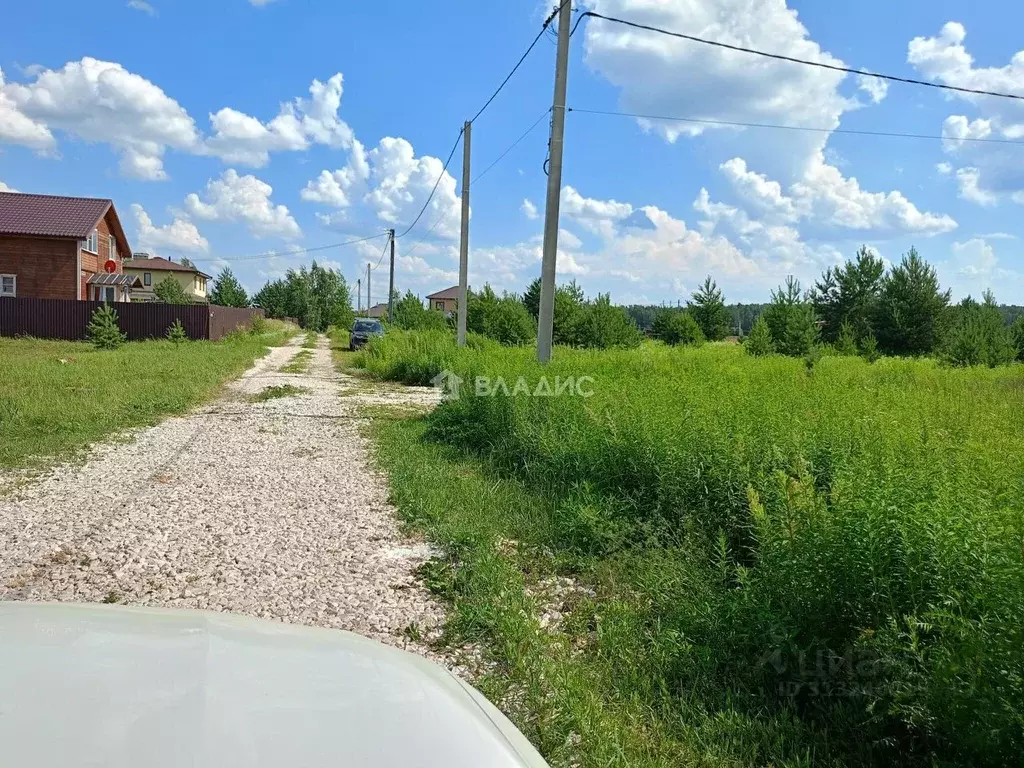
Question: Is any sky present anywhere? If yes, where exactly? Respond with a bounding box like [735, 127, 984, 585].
[2, 0, 1024, 306]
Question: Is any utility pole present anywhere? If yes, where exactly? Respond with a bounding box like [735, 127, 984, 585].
[366, 262, 371, 316]
[536, 0, 571, 363]
[387, 229, 396, 324]
[357, 278, 362, 313]
[457, 120, 471, 347]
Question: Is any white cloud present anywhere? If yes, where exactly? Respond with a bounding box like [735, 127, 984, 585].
[951, 238, 997, 279]
[206, 74, 352, 166]
[955, 167, 997, 206]
[184, 169, 301, 239]
[582, 0, 855, 180]
[521, 198, 539, 220]
[909, 23, 1024, 203]
[127, 1, 156, 15]
[131, 203, 209, 254]
[717, 154, 956, 238]
[936, 162, 953, 175]
[857, 72, 888, 104]
[0, 180, 17, 192]
[0, 58, 199, 180]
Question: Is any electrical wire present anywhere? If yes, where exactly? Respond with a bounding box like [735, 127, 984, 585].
[469, 0, 570, 124]
[402, 108, 554, 258]
[568, 107, 1024, 146]
[369, 232, 391, 271]
[574, 11, 1024, 102]
[394, 127, 464, 239]
[193, 232, 388, 263]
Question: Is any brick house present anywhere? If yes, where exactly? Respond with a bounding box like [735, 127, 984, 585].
[123, 255, 212, 303]
[0, 191, 138, 302]
[425, 285, 460, 314]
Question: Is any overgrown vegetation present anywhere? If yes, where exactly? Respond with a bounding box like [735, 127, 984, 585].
[166, 318, 187, 344]
[367, 331, 1024, 767]
[0, 320, 294, 469]
[153, 275, 191, 305]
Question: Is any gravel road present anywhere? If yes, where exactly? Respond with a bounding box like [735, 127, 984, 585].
[0, 335, 450, 662]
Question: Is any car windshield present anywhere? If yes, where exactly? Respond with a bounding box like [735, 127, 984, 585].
[353, 320, 382, 333]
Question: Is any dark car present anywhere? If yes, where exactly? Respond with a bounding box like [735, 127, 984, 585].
[350, 318, 384, 350]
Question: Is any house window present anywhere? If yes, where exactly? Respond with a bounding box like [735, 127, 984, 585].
[435, 301, 444, 310]
[109, 236, 117, 261]
[0, 274, 15, 297]
[144, 272, 152, 286]
[83, 230, 98, 253]
[93, 285, 116, 302]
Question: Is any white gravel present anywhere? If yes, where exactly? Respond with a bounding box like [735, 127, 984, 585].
[0, 334, 452, 664]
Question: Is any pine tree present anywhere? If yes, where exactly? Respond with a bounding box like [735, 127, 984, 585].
[688, 276, 732, 341]
[522, 277, 542, 319]
[166, 319, 187, 344]
[87, 304, 127, 350]
[811, 246, 885, 343]
[745, 316, 774, 356]
[210, 268, 250, 308]
[762, 277, 818, 357]
[860, 332, 880, 364]
[1013, 316, 1024, 362]
[835, 321, 858, 356]
[875, 247, 950, 356]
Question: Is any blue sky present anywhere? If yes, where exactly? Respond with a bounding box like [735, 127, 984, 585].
[3, 0, 1024, 305]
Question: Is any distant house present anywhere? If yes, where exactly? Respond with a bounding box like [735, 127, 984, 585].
[0, 191, 139, 302]
[123, 255, 212, 303]
[365, 302, 389, 319]
[426, 285, 459, 314]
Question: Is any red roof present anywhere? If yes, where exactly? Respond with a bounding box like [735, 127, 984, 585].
[0, 192, 113, 239]
[125, 257, 212, 279]
[425, 285, 459, 300]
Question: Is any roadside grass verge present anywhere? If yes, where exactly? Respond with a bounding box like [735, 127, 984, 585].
[326, 325, 361, 373]
[0, 321, 294, 470]
[302, 331, 318, 349]
[279, 349, 313, 374]
[366, 330, 1024, 767]
[250, 384, 309, 402]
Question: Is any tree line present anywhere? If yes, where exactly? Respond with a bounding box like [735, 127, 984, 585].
[638, 246, 1024, 367]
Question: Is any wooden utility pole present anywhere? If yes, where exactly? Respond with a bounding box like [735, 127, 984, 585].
[388, 229, 396, 323]
[366, 263, 371, 316]
[357, 278, 362, 312]
[536, 0, 571, 363]
[457, 121, 471, 347]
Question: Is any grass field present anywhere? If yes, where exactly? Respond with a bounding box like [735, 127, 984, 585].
[365, 330, 1024, 767]
[0, 321, 295, 470]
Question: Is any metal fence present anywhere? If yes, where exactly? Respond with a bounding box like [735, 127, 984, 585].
[0, 298, 265, 341]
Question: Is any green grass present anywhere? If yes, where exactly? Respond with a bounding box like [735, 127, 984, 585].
[249, 384, 309, 402]
[302, 331, 318, 349]
[326, 325, 361, 373]
[367, 331, 1024, 767]
[279, 349, 313, 374]
[0, 321, 295, 470]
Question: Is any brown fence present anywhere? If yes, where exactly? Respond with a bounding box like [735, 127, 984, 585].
[0, 298, 265, 341]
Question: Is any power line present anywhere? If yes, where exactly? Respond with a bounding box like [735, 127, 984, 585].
[568, 107, 1024, 146]
[469, 0, 569, 124]
[402, 108, 553, 259]
[193, 232, 388, 264]
[369, 232, 391, 271]
[575, 11, 1024, 102]
[473, 107, 553, 184]
[394, 126, 464, 239]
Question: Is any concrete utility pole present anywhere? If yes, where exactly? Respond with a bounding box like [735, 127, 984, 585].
[457, 121, 472, 347]
[357, 278, 362, 312]
[387, 229, 396, 324]
[536, 0, 571, 363]
[366, 263, 371, 316]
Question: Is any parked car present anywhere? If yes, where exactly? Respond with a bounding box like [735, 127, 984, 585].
[350, 317, 384, 350]
[0, 602, 550, 767]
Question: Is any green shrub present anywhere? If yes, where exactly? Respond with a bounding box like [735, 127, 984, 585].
[166, 319, 187, 344]
[744, 316, 774, 356]
[86, 304, 127, 350]
[1014, 316, 1024, 362]
[249, 314, 267, 335]
[835, 321, 859, 356]
[652, 309, 705, 346]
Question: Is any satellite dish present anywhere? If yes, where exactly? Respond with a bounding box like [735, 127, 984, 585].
[104, 260, 117, 274]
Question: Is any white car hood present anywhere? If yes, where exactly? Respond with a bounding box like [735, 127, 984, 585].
[0, 602, 548, 768]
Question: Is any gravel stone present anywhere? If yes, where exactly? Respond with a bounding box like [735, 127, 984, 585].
[0, 335, 454, 667]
